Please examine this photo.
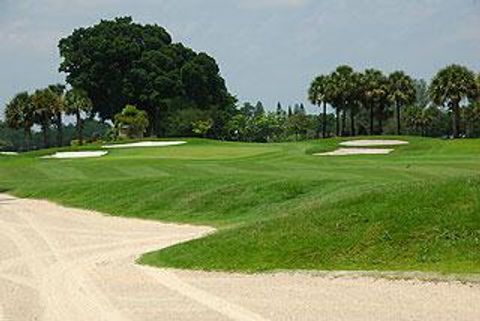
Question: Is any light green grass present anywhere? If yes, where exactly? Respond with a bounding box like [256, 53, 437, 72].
[1, 137, 480, 274]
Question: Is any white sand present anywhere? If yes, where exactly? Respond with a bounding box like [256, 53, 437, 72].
[315, 148, 394, 156]
[0, 194, 480, 321]
[42, 151, 108, 159]
[0, 152, 19, 156]
[340, 140, 409, 147]
[1, 194, 479, 321]
[102, 141, 187, 149]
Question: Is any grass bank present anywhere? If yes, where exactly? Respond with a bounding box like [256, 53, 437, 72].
[1, 137, 479, 273]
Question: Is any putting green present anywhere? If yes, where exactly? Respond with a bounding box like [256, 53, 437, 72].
[1, 137, 480, 274]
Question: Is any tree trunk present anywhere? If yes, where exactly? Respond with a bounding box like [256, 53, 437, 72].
[350, 109, 355, 136]
[452, 102, 461, 138]
[42, 123, 49, 148]
[148, 113, 155, 137]
[154, 107, 160, 137]
[378, 106, 384, 135]
[341, 110, 347, 136]
[56, 112, 63, 147]
[396, 101, 401, 135]
[322, 101, 327, 139]
[23, 128, 31, 151]
[335, 108, 340, 137]
[370, 104, 374, 135]
[76, 109, 84, 145]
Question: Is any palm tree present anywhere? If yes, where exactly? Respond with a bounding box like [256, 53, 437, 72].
[5, 92, 34, 150]
[31, 89, 56, 148]
[349, 71, 363, 136]
[329, 65, 356, 136]
[308, 75, 330, 138]
[48, 84, 66, 147]
[429, 64, 478, 138]
[388, 71, 416, 135]
[65, 88, 93, 145]
[362, 69, 388, 135]
[404, 105, 436, 137]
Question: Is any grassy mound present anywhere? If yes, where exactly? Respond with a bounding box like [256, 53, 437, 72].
[1, 137, 480, 273]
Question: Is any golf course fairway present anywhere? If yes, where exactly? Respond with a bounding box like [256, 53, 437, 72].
[1, 137, 479, 274]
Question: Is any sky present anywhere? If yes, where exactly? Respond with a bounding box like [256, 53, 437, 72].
[0, 0, 479, 116]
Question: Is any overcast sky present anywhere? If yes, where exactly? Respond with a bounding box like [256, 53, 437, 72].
[1, 0, 479, 115]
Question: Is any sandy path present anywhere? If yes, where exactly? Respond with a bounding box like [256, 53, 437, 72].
[1, 195, 479, 321]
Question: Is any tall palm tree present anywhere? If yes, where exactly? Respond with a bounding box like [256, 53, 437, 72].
[349, 71, 363, 136]
[4, 92, 34, 150]
[48, 84, 66, 147]
[31, 89, 56, 148]
[65, 88, 93, 145]
[329, 65, 356, 136]
[388, 71, 416, 135]
[308, 75, 330, 138]
[327, 73, 342, 137]
[362, 69, 388, 135]
[429, 64, 479, 138]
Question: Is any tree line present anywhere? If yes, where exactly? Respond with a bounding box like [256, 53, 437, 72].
[5, 85, 93, 150]
[309, 64, 480, 139]
[2, 17, 480, 150]
[224, 101, 335, 142]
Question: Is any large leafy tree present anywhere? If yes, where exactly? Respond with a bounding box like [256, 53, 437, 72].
[65, 88, 93, 145]
[4, 92, 35, 150]
[309, 74, 330, 138]
[59, 17, 172, 121]
[388, 71, 416, 135]
[59, 17, 233, 137]
[429, 64, 478, 138]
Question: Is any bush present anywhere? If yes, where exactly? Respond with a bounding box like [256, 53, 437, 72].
[114, 105, 149, 139]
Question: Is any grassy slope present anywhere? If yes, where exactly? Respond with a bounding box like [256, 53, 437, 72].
[1, 137, 480, 273]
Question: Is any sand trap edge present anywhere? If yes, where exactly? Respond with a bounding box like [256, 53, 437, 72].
[314, 148, 395, 156]
[42, 151, 109, 159]
[102, 141, 187, 149]
[339, 140, 409, 147]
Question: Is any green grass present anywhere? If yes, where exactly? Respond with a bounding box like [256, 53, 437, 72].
[1, 136, 480, 274]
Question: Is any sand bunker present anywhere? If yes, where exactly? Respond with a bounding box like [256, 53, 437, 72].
[42, 151, 108, 159]
[1, 194, 479, 321]
[340, 140, 409, 147]
[315, 148, 394, 156]
[0, 152, 19, 156]
[102, 141, 187, 149]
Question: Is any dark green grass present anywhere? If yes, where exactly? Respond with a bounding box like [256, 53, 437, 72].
[1, 136, 480, 274]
